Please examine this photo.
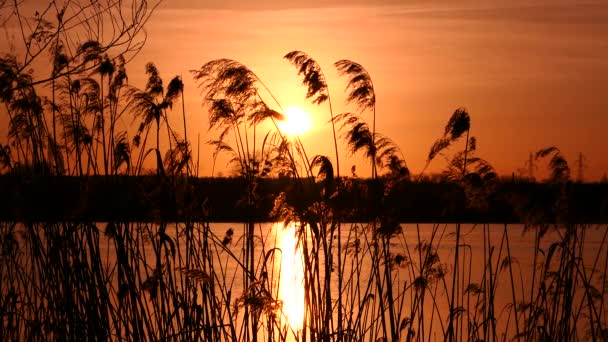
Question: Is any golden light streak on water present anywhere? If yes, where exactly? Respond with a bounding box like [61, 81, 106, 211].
[276, 222, 305, 332]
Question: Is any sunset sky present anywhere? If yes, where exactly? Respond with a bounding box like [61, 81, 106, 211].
[3, 0, 608, 180]
[127, 0, 607, 180]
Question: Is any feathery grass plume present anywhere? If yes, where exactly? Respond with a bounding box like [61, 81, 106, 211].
[107, 55, 128, 102]
[144, 62, 164, 97]
[164, 137, 191, 176]
[95, 54, 128, 175]
[335, 59, 375, 112]
[79, 78, 103, 114]
[311, 155, 334, 197]
[77, 40, 103, 67]
[208, 98, 241, 134]
[194, 60, 273, 131]
[209, 139, 239, 166]
[51, 42, 69, 77]
[375, 135, 407, 175]
[164, 76, 184, 107]
[113, 131, 131, 174]
[258, 131, 293, 177]
[0, 56, 22, 103]
[427, 108, 470, 163]
[311, 155, 334, 184]
[193, 58, 300, 181]
[192, 59, 258, 103]
[441, 153, 494, 182]
[335, 58, 377, 175]
[161, 116, 192, 176]
[248, 101, 283, 126]
[334, 113, 375, 158]
[96, 54, 115, 79]
[467, 136, 477, 152]
[535, 146, 570, 182]
[384, 154, 409, 179]
[61, 113, 93, 152]
[193, 59, 285, 135]
[0, 144, 14, 174]
[1, 56, 49, 169]
[444, 107, 470, 140]
[126, 63, 182, 175]
[284, 51, 329, 105]
[332, 112, 406, 174]
[427, 137, 451, 163]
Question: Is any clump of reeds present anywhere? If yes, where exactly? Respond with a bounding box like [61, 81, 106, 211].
[0, 10, 607, 340]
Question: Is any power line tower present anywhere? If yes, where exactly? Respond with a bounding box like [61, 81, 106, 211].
[574, 152, 587, 182]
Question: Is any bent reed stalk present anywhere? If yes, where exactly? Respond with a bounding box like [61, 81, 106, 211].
[0, 35, 607, 342]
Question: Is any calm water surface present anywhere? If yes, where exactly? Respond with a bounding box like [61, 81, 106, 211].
[93, 222, 608, 341]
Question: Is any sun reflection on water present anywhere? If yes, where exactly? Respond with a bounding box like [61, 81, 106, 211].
[276, 222, 305, 332]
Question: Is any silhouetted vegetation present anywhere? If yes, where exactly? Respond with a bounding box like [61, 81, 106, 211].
[0, 175, 607, 223]
[1, 2, 608, 341]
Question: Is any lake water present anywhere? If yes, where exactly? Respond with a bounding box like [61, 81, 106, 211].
[5, 221, 608, 341]
[168, 222, 608, 341]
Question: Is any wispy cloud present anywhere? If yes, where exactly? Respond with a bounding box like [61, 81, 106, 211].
[162, 0, 422, 11]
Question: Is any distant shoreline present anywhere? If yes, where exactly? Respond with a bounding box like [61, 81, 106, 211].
[1, 175, 606, 223]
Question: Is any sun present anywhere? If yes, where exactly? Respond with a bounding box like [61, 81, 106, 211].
[277, 106, 312, 137]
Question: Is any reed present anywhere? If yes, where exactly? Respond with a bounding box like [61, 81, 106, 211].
[0, 6, 607, 339]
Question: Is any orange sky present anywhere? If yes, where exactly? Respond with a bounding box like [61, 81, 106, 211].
[124, 0, 607, 180]
[2, 0, 607, 180]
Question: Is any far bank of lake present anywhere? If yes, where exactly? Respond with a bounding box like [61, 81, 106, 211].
[1, 175, 607, 223]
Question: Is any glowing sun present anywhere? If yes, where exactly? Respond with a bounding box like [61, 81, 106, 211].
[277, 106, 312, 137]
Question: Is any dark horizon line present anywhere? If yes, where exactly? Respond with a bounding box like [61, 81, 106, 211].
[1, 175, 606, 223]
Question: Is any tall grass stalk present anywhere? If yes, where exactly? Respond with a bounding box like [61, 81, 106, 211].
[0, 46, 607, 342]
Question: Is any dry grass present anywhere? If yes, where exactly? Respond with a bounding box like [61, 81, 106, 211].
[0, 36, 607, 341]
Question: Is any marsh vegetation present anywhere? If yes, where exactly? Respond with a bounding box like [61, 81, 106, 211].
[1, 2, 607, 341]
